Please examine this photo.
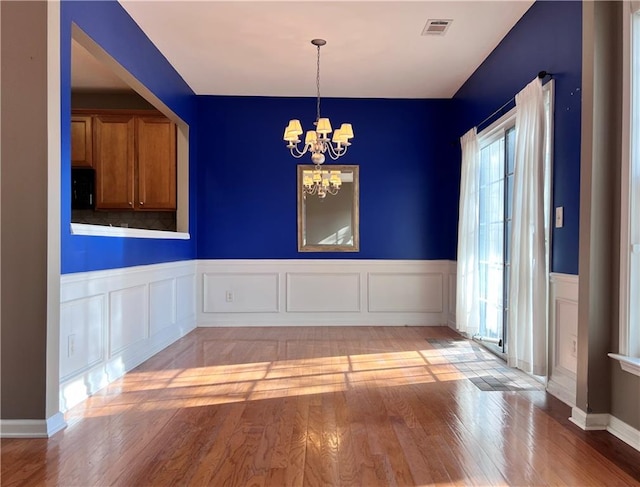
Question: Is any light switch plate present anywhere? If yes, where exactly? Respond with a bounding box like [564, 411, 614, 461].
[555, 206, 564, 228]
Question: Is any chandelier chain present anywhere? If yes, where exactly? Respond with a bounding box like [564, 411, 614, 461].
[316, 43, 321, 122]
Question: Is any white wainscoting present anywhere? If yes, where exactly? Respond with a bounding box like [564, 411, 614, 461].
[203, 273, 280, 313]
[198, 260, 454, 326]
[288, 273, 360, 312]
[367, 273, 441, 312]
[59, 260, 197, 411]
[547, 272, 579, 407]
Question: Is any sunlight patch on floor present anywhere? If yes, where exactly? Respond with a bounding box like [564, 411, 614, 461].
[65, 347, 481, 418]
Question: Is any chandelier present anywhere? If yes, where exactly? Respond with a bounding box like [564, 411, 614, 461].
[283, 39, 354, 167]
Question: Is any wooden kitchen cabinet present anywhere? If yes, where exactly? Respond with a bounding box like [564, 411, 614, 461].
[71, 115, 93, 168]
[136, 116, 176, 210]
[94, 114, 136, 210]
[88, 111, 177, 211]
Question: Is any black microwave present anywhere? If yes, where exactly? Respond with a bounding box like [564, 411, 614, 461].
[71, 168, 95, 210]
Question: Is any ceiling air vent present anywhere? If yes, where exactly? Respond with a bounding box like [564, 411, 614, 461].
[422, 19, 453, 36]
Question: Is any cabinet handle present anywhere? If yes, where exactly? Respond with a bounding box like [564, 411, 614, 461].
[140, 201, 144, 206]
[128, 201, 132, 207]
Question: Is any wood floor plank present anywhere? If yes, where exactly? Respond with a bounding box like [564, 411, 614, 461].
[2, 326, 639, 487]
[333, 391, 359, 487]
[185, 401, 247, 485]
[282, 393, 311, 487]
[343, 386, 387, 487]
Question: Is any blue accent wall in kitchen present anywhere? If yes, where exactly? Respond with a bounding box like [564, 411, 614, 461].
[61, 0, 197, 274]
[196, 96, 459, 260]
[454, 0, 583, 274]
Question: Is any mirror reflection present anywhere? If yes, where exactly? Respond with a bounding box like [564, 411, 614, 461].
[297, 165, 359, 252]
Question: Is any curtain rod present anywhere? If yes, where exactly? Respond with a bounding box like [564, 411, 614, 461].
[474, 70, 552, 133]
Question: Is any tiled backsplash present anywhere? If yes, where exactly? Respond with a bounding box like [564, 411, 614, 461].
[72, 209, 176, 232]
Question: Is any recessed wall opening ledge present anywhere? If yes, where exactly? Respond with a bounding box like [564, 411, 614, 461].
[70, 222, 190, 240]
[608, 353, 640, 377]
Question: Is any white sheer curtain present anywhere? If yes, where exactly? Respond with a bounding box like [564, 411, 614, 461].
[456, 128, 481, 336]
[508, 78, 549, 375]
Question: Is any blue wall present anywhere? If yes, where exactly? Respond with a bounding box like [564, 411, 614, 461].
[61, 1, 197, 274]
[454, 0, 583, 274]
[196, 96, 459, 259]
[60, 0, 582, 272]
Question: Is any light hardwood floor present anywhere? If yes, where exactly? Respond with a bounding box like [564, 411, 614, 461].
[2, 326, 639, 486]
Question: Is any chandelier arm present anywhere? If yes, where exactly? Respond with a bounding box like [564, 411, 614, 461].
[325, 142, 346, 160]
[289, 144, 309, 158]
[327, 150, 340, 161]
[325, 142, 337, 159]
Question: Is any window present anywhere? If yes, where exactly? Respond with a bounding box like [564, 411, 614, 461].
[477, 125, 515, 354]
[615, 3, 640, 374]
[474, 83, 553, 359]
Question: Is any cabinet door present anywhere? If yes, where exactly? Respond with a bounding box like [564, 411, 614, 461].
[71, 115, 93, 168]
[94, 115, 135, 210]
[136, 117, 176, 210]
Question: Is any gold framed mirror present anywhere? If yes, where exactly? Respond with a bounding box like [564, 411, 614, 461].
[297, 164, 359, 252]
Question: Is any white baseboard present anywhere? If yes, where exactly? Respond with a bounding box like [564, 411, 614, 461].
[607, 415, 640, 451]
[1, 412, 66, 438]
[569, 407, 609, 430]
[197, 259, 456, 327]
[546, 375, 576, 407]
[570, 408, 640, 452]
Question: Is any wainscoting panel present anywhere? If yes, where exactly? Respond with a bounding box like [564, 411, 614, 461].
[547, 272, 579, 407]
[556, 299, 579, 374]
[198, 260, 454, 326]
[203, 273, 279, 313]
[149, 278, 177, 336]
[287, 273, 360, 312]
[368, 273, 442, 312]
[109, 285, 148, 355]
[59, 261, 197, 412]
[59, 295, 104, 381]
[176, 274, 196, 322]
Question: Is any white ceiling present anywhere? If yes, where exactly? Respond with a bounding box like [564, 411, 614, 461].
[79, 1, 534, 99]
[71, 39, 132, 92]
